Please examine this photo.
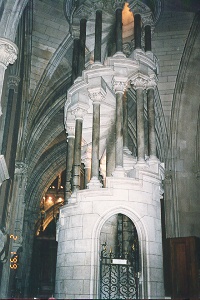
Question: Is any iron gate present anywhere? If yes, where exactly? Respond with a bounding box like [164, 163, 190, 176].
[100, 214, 139, 299]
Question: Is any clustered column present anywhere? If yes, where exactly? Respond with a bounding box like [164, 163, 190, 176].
[131, 75, 158, 164]
[131, 77, 147, 164]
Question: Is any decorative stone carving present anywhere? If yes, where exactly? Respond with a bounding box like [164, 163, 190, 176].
[70, 25, 80, 39]
[128, 0, 151, 16]
[0, 155, 9, 185]
[112, 76, 127, 94]
[73, 4, 92, 20]
[112, 0, 125, 10]
[88, 87, 106, 104]
[0, 38, 18, 69]
[130, 73, 149, 89]
[122, 42, 133, 57]
[71, 106, 89, 120]
[15, 162, 27, 175]
[142, 12, 154, 27]
[92, 0, 107, 10]
[146, 74, 158, 89]
[7, 75, 20, 91]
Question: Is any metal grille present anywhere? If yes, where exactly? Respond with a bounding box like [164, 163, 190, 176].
[100, 214, 139, 299]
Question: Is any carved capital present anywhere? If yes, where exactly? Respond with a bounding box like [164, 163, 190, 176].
[66, 122, 75, 137]
[71, 106, 88, 120]
[92, 0, 107, 10]
[0, 38, 18, 69]
[146, 74, 158, 90]
[130, 73, 149, 89]
[112, 0, 125, 10]
[142, 12, 154, 27]
[128, 0, 151, 16]
[112, 76, 127, 94]
[15, 162, 28, 175]
[74, 4, 92, 20]
[88, 87, 106, 104]
[7, 75, 20, 90]
[70, 25, 80, 39]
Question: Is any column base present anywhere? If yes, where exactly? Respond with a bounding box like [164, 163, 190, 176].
[123, 147, 132, 155]
[87, 176, 102, 189]
[113, 51, 126, 58]
[112, 166, 126, 178]
[89, 61, 103, 69]
[134, 159, 149, 170]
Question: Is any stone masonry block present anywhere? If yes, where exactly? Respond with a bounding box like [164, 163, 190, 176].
[66, 227, 83, 240]
[65, 252, 86, 266]
[63, 279, 84, 295]
[74, 239, 92, 253]
[73, 266, 91, 280]
[69, 214, 83, 228]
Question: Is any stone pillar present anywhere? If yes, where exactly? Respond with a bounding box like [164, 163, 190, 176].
[0, 38, 18, 116]
[147, 81, 157, 160]
[115, 7, 123, 53]
[145, 24, 151, 52]
[88, 87, 106, 188]
[142, 14, 153, 53]
[94, 10, 102, 63]
[69, 107, 88, 201]
[131, 76, 147, 163]
[65, 124, 75, 204]
[112, 77, 127, 175]
[134, 14, 141, 49]
[72, 118, 83, 193]
[82, 148, 91, 188]
[112, 0, 124, 53]
[71, 27, 80, 84]
[78, 19, 87, 77]
[123, 91, 131, 154]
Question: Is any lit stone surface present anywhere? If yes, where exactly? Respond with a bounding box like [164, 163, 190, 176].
[55, 162, 165, 299]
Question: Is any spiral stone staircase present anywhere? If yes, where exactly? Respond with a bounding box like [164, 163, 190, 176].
[55, 0, 165, 298]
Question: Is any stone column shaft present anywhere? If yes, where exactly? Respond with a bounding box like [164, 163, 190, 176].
[115, 8, 123, 53]
[65, 136, 75, 203]
[84, 166, 91, 187]
[134, 14, 141, 49]
[78, 19, 87, 77]
[145, 25, 151, 52]
[136, 88, 145, 161]
[91, 102, 100, 178]
[94, 10, 102, 62]
[72, 119, 83, 192]
[116, 92, 124, 167]
[123, 91, 129, 150]
[71, 38, 80, 84]
[147, 88, 156, 158]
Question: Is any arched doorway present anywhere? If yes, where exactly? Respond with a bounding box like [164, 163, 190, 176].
[99, 213, 139, 299]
